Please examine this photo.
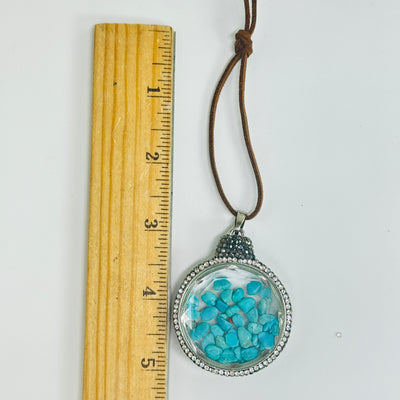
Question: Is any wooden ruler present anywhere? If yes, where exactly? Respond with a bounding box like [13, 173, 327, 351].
[83, 24, 174, 400]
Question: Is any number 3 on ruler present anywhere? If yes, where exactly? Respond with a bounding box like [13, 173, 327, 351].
[144, 219, 158, 229]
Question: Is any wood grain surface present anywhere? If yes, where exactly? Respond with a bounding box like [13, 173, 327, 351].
[83, 23, 174, 400]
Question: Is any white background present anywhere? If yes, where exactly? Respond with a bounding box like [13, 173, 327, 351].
[1, 0, 400, 399]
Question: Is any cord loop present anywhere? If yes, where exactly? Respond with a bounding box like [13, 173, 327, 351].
[209, 0, 263, 221]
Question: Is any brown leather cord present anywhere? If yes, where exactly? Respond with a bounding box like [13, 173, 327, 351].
[209, 0, 263, 221]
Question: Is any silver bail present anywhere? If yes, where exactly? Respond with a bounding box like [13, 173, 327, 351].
[234, 211, 246, 231]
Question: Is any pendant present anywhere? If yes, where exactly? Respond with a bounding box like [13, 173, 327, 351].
[173, 213, 292, 377]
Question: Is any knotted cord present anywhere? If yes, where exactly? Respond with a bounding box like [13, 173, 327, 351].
[209, 0, 263, 221]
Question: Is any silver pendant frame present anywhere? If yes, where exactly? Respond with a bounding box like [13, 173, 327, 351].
[172, 254, 292, 377]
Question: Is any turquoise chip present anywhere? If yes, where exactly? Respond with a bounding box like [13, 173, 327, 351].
[232, 287, 244, 303]
[258, 298, 268, 314]
[238, 326, 252, 349]
[259, 313, 275, 325]
[233, 346, 241, 360]
[201, 306, 219, 321]
[241, 346, 258, 361]
[225, 330, 239, 347]
[205, 344, 222, 361]
[238, 297, 256, 313]
[258, 332, 275, 350]
[201, 332, 216, 350]
[271, 323, 280, 336]
[218, 349, 237, 364]
[247, 308, 259, 323]
[226, 305, 240, 317]
[263, 316, 279, 335]
[190, 322, 210, 341]
[259, 287, 271, 298]
[232, 313, 245, 327]
[220, 289, 233, 304]
[246, 281, 262, 295]
[215, 335, 228, 350]
[210, 324, 224, 337]
[252, 334, 259, 346]
[217, 315, 233, 331]
[213, 279, 231, 291]
[247, 322, 262, 335]
[216, 298, 228, 312]
[201, 291, 217, 306]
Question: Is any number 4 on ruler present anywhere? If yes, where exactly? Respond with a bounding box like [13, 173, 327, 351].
[143, 286, 156, 297]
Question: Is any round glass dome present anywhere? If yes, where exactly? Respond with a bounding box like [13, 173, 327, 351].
[174, 259, 290, 375]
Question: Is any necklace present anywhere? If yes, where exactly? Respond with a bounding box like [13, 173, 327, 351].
[173, 0, 292, 377]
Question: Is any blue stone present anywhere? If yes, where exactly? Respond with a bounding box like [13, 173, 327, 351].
[187, 295, 199, 307]
[246, 281, 262, 295]
[201, 306, 219, 321]
[259, 313, 275, 325]
[205, 344, 222, 361]
[261, 314, 278, 333]
[233, 346, 241, 361]
[247, 322, 262, 335]
[215, 335, 228, 350]
[241, 346, 258, 361]
[238, 327, 252, 348]
[213, 279, 231, 291]
[258, 332, 275, 350]
[232, 287, 244, 303]
[220, 289, 233, 304]
[238, 297, 256, 313]
[265, 314, 277, 322]
[219, 313, 228, 319]
[271, 323, 280, 336]
[226, 305, 240, 317]
[247, 308, 259, 323]
[216, 298, 228, 312]
[201, 291, 217, 306]
[217, 315, 233, 331]
[225, 330, 239, 347]
[201, 332, 215, 350]
[219, 349, 237, 364]
[190, 322, 210, 341]
[232, 313, 245, 327]
[252, 334, 259, 347]
[263, 317, 279, 335]
[210, 324, 224, 337]
[259, 287, 271, 298]
[186, 307, 200, 320]
[258, 298, 268, 314]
